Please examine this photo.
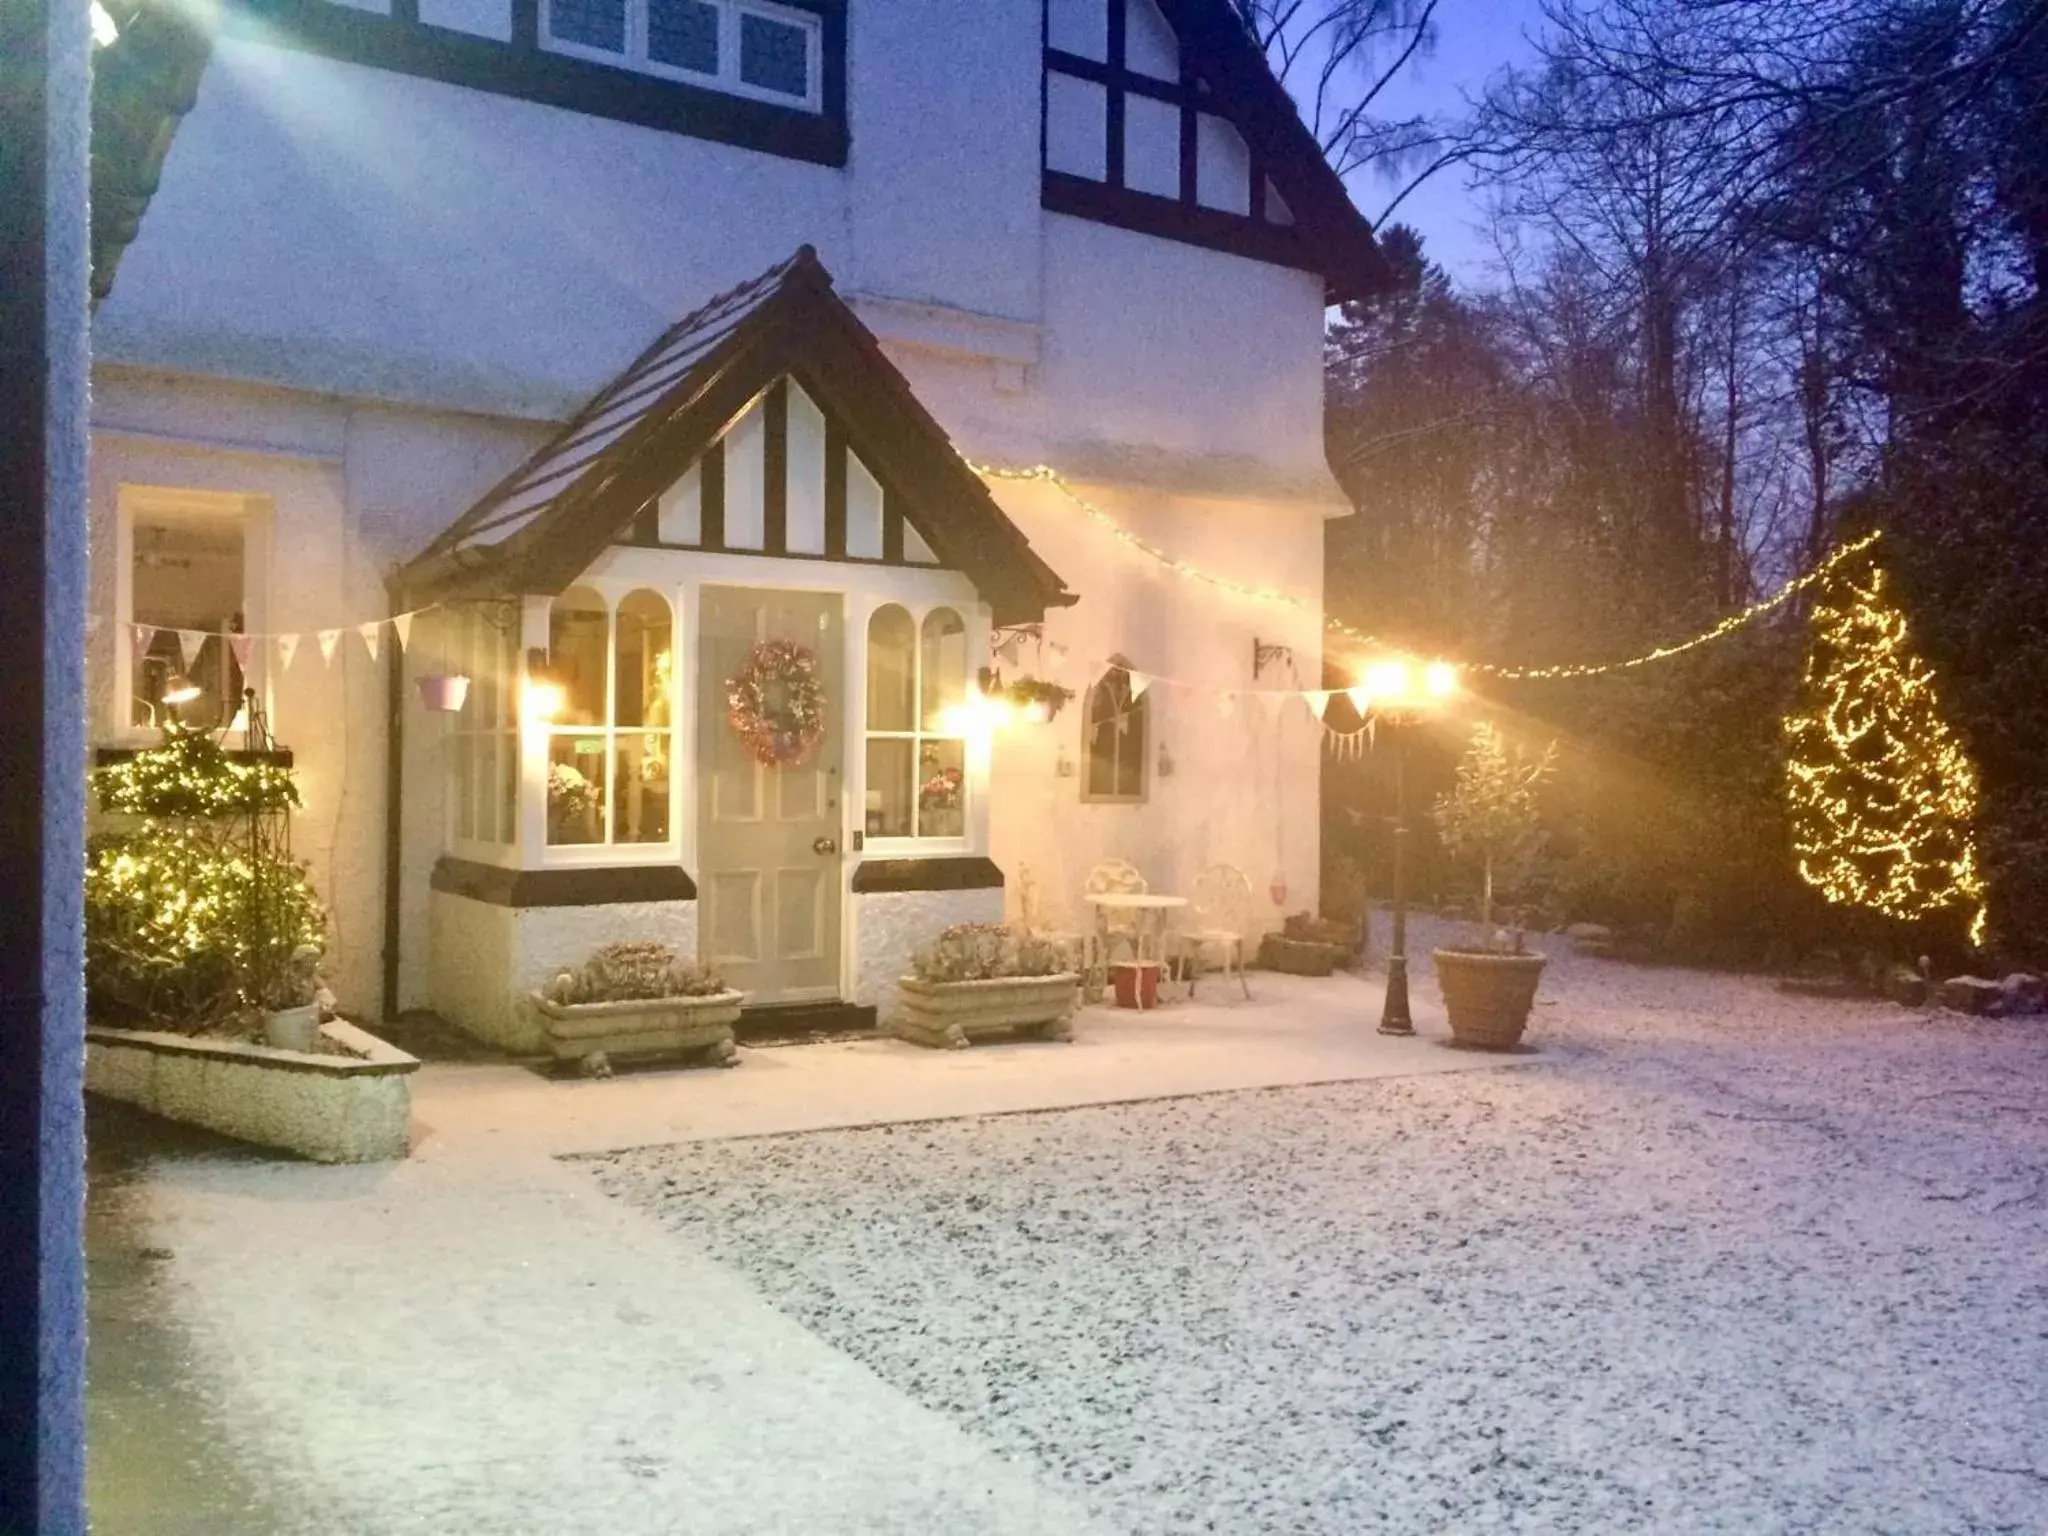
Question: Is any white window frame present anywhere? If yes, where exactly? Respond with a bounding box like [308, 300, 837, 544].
[539, 0, 823, 113]
[538, 584, 684, 867]
[861, 600, 974, 854]
[1080, 658, 1149, 805]
[111, 485, 270, 747]
[444, 603, 523, 862]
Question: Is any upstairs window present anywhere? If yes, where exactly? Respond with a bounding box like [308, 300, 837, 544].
[542, 0, 822, 110]
[1083, 660, 1147, 803]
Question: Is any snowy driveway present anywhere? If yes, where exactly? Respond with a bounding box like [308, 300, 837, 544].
[593, 947, 2048, 1534]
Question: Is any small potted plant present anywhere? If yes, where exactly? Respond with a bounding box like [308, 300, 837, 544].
[258, 943, 325, 1051]
[1431, 722, 1557, 1050]
[896, 922, 1078, 1049]
[532, 941, 743, 1077]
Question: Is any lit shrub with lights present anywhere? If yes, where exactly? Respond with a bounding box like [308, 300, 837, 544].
[84, 723, 325, 1033]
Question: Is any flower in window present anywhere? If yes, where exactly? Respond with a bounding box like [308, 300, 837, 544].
[547, 762, 599, 817]
[918, 765, 964, 812]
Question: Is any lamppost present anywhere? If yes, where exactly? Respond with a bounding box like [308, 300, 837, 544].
[1357, 658, 1459, 1037]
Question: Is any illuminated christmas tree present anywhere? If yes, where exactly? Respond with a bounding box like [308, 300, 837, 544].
[1783, 559, 1987, 946]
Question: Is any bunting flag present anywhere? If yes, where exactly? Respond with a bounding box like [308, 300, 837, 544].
[1127, 672, 1151, 701]
[276, 633, 300, 671]
[391, 613, 414, 652]
[359, 622, 382, 662]
[177, 629, 208, 669]
[228, 634, 255, 672]
[1345, 685, 1371, 714]
[1304, 689, 1334, 720]
[128, 623, 156, 664]
[317, 628, 343, 664]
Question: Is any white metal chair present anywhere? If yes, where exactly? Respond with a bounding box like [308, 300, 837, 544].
[1178, 863, 1254, 1000]
[1082, 858, 1148, 991]
[1016, 861, 1087, 975]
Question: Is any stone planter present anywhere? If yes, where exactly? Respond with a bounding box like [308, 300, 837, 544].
[530, 989, 744, 1076]
[894, 973, 1079, 1049]
[85, 1019, 417, 1163]
[1434, 949, 1547, 1051]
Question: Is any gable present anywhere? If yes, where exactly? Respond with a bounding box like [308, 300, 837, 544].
[393, 247, 1074, 626]
[1041, 0, 1387, 301]
[619, 376, 947, 569]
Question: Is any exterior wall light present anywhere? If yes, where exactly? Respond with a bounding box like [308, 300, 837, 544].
[521, 648, 565, 722]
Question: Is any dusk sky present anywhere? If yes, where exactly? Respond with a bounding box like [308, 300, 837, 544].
[1333, 0, 1551, 289]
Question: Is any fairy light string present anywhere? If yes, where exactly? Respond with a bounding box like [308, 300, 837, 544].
[970, 458, 1885, 681]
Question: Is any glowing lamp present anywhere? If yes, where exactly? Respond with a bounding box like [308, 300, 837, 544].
[1359, 659, 1411, 706]
[1424, 661, 1460, 699]
[160, 675, 203, 706]
[522, 648, 566, 721]
[937, 691, 1014, 737]
[1022, 699, 1053, 725]
[90, 0, 118, 45]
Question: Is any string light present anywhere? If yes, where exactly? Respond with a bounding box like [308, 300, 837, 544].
[969, 457, 1885, 681]
[1783, 561, 1987, 947]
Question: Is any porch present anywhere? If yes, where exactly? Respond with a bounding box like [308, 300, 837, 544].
[400, 965, 1526, 1160]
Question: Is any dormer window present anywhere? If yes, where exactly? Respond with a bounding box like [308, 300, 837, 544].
[542, 0, 822, 110]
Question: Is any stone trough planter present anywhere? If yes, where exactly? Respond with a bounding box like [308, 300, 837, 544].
[85, 1019, 418, 1163]
[894, 973, 1079, 1049]
[531, 990, 745, 1076]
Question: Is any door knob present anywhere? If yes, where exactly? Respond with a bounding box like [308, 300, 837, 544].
[812, 836, 838, 856]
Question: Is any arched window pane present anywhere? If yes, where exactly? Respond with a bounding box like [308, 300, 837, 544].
[866, 605, 915, 732]
[614, 589, 672, 728]
[1085, 663, 1146, 801]
[613, 589, 672, 844]
[919, 607, 967, 730]
[549, 586, 608, 726]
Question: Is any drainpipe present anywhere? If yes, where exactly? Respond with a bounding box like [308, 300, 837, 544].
[380, 582, 405, 1022]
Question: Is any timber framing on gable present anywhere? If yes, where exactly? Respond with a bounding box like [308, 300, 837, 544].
[1042, 0, 1387, 301]
[394, 247, 1076, 627]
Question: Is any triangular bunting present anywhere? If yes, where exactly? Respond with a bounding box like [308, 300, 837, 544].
[177, 629, 208, 669]
[359, 622, 382, 663]
[317, 629, 343, 664]
[276, 633, 300, 671]
[1128, 672, 1151, 701]
[228, 634, 255, 672]
[1345, 685, 1371, 714]
[128, 624, 156, 664]
[391, 613, 414, 652]
[1304, 690, 1334, 719]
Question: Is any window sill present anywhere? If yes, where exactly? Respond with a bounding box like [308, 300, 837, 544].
[431, 855, 696, 907]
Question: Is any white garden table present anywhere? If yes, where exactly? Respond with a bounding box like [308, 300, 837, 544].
[1083, 892, 1189, 1008]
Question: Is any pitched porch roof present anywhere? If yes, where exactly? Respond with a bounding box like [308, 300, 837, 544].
[393, 247, 1077, 626]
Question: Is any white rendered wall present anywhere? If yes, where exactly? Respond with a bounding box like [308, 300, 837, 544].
[853, 888, 1005, 1025]
[429, 893, 698, 1051]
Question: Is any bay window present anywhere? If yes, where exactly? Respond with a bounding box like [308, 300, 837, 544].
[448, 604, 520, 846]
[864, 603, 968, 841]
[545, 586, 676, 848]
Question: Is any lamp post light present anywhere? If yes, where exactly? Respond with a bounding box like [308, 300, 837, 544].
[1359, 659, 1458, 1037]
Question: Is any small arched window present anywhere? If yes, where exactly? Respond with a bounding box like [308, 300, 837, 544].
[864, 603, 969, 840]
[543, 586, 676, 847]
[1083, 659, 1147, 803]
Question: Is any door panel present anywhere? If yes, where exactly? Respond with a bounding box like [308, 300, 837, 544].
[698, 587, 844, 1003]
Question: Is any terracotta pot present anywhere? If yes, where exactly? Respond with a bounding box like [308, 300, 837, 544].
[416, 673, 471, 712]
[1433, 949, 1546, 1051]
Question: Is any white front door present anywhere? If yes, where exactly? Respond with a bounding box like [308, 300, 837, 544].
[697, 586, 845, 1004]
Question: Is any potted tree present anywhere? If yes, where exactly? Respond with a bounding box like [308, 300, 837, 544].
[532, 941, 744, 1077]
[896, 922, 1078, 1049]
[1431, 722, 1557, 1050]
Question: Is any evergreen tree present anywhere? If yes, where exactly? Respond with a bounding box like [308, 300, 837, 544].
[1783, 559, 1987, 946]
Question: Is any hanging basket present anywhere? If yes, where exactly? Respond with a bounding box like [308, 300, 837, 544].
[417, 673, 471, 712]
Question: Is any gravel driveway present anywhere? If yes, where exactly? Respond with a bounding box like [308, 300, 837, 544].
[591, 948, 2048, 1534]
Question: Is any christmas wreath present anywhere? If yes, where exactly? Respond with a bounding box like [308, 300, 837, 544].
[726, 640, 826, 766]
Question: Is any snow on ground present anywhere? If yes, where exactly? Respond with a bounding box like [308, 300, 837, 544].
[592, 923, 2048, 1535]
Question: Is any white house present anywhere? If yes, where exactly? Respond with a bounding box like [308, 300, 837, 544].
[86, 0, 1385, 1043]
